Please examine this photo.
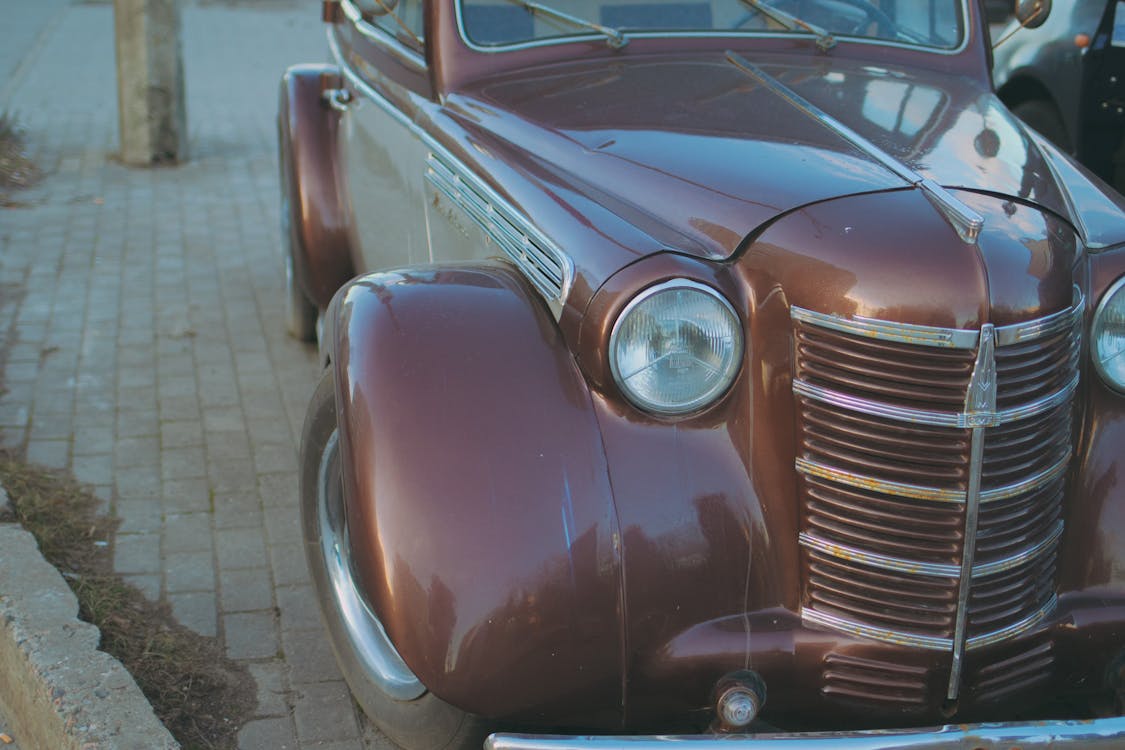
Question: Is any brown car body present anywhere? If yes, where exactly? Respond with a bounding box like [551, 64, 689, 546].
[284, 0, 1125, 743]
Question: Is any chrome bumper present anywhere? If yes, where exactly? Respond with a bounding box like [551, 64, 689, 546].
[486, 716, 1125, 750]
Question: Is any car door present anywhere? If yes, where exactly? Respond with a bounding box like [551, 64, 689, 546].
[331, 0, 432, 273]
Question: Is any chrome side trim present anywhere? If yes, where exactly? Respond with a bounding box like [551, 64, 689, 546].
[486, 716, 1125, 750]
[795, 458, 966, 503]
[793, 380, 964, 427]
[328, 29, 575, 313]
[426, 153, 572, 305]
[802, 609, 952, 651]
[792, 305, 979, 348]
[340, 0, 426, 69]
[800, 532, 960, 578]
[726, 52, 983, 244]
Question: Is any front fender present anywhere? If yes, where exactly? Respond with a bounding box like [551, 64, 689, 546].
[331, 262, 625, 725]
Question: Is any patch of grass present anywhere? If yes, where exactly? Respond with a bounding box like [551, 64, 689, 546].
[0, 451, 257, 750]
[0, 114, 42, 203]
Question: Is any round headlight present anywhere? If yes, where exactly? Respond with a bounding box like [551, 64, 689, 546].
[1093, 275, 1125, 392]
[609, 280, 743, 415]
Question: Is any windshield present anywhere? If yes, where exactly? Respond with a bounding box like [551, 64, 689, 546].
[458, 0, 966, 51]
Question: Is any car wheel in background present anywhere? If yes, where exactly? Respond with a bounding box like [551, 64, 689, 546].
[299, 369, 491, 750]
[1012, 98, 1073, 152]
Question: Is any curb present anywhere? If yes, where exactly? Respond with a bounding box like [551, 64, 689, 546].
[0, 484, 179, 750]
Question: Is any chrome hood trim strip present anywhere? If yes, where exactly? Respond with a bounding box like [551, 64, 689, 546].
[726, 51, 984, 244]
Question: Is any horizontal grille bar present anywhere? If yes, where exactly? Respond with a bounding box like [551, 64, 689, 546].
[791, 294, 1083, 350]
[802, 595, 1058, 652]
[800, 522, 1061, 579]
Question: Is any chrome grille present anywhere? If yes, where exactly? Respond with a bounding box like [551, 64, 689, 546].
[792, 293, 1083, 697]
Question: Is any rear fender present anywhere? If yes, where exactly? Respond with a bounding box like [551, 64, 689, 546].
[330, 262, 625, 725]
[278, 64, 354, 309]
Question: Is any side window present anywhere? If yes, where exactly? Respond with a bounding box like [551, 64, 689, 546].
[354, 0, 425, 48]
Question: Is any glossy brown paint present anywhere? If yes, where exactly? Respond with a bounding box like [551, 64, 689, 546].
[303, 0, 1125, 734]
[278, 64, 355, 309]
[331, 262, 625, 725]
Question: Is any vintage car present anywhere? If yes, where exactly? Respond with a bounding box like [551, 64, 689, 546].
[280, 0, 1125, 747]
[993, 0, 1125, 192]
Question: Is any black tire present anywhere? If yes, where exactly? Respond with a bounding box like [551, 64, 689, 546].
[1012, 98, 1073, 153]
[299, 369, 490, 750]
[279, 130, 318, 342]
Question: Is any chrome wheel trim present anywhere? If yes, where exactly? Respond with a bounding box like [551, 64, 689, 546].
[317, 428, 426, 701]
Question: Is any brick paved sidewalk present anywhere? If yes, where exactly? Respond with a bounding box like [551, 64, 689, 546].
[0, 2, 392, 747]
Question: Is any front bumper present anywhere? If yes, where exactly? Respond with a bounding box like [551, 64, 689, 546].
[487, 716, 1125, 749]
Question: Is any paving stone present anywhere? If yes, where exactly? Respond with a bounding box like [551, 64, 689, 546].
[225, 610, 279, 660]
[292, 681, 362, 745]
[115, 499, 164, 532]
[25, 438, 69, 469]
[214, 490, 263, 530]
[219, 567, 274, 612]
[165, 549, 215, 593]
[216, 526, 270, 570]
[282, 628, 341, 685]
[162, 477, 212, 513]
[71, 452, 113, 486]
[113, 532, 161, 575]
[163, 511, 214, 553]
[276, 585, 322, 633]
[270, 542, 311, 588]
[160, 419, 204, 449]
[248, 660, 291, 717]
[238, 717, 297, 750]
[170, 591, 218, 637]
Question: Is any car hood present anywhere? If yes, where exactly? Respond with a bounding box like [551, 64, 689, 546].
[446, 51, 1077, 260]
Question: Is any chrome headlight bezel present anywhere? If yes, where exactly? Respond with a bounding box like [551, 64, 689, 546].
[1092, 274, 1125, 394]
[608, 279, 744, 416]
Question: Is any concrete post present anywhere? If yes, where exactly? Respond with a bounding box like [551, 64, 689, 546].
[114, 0, 187, 165]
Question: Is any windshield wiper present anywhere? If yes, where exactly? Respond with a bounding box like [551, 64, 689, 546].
[738, 0, 836, 52]
[506, 0, 628, 49]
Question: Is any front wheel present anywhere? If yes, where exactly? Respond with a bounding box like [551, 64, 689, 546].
[299, 369, 490, 750]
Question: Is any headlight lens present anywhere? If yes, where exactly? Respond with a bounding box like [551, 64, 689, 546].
[609, 280, 743, 415]
[1093, 275, 1125, 392]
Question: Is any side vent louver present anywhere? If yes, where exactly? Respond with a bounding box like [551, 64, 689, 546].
[426, 153, 572, 311]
